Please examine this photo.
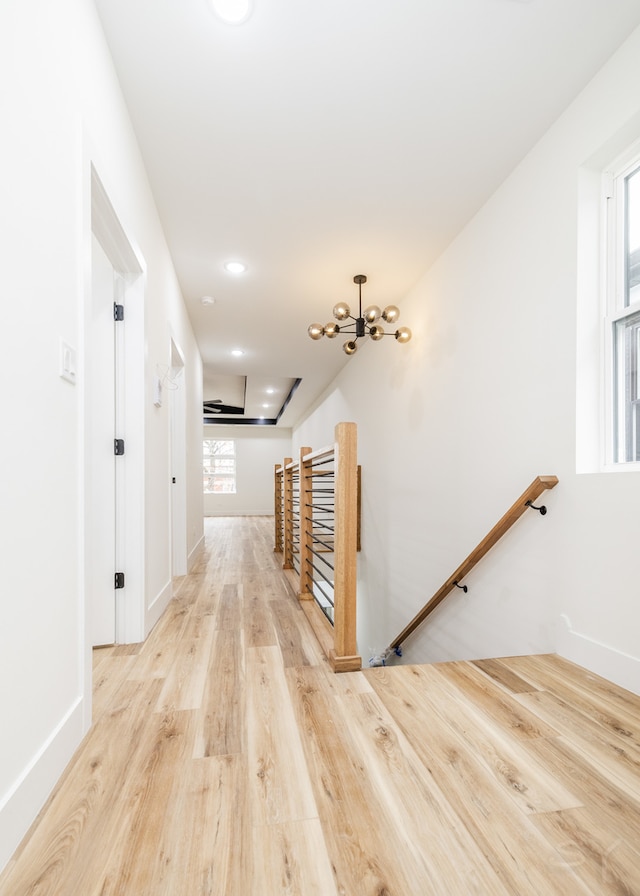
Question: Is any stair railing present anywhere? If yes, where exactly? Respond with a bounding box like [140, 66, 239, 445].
[384, 475, 559, 660]
[275, 422, 361, 672]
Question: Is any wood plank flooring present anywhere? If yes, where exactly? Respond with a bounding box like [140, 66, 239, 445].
[2, 516, 640, 895]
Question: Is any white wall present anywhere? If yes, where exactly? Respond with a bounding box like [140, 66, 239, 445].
[0, 0, 202, 872]
[204, 426, 292, 516]
[294, 26, 640, 694]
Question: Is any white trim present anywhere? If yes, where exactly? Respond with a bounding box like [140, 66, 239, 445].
[204, 510, 274, 517]
[146, 580, 173, 635]
[0, 698, 84, 871]
[188, 534, 205, 572]
[557, 614, 640, 696]
[600, 460, 640, 473]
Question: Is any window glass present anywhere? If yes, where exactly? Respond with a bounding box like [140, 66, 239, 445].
[203, 439, 236, 493]
[614, 311, 640, 462]
[606, 149, 640, 465]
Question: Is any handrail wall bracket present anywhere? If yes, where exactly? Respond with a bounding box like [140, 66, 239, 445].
[525, 500, 547, 515]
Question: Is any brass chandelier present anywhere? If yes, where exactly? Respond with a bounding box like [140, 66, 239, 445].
[308, 274, 412, 355]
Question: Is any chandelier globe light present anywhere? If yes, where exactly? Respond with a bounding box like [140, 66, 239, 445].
[308, 275, 412, 355]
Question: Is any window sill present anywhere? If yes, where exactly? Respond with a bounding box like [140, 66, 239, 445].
[601, 461, 640, 473]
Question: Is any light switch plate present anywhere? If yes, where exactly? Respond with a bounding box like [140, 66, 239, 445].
[153, 375, 163, 407]
[60, 340, 77, 385]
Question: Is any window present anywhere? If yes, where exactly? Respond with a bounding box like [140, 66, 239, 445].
[203, 439, 236, 493]
[605, 148, 640, 464]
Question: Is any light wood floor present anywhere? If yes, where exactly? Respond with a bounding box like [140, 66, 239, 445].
[2, 516, 640, 895]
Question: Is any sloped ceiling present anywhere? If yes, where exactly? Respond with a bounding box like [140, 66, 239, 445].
[93, 0, 640, 426]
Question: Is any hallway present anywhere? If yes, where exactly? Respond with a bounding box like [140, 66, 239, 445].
[2, 516, 640, 894]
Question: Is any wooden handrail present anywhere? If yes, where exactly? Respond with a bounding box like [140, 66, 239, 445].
[388, 475, 559, 652]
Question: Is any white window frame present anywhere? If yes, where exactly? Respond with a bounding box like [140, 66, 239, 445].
[603, 141, 640, 470]
[203, 438, 237, 494]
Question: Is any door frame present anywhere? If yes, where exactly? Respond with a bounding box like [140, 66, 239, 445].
[85, 165, 146, 653]
[169, 337, 188, 578]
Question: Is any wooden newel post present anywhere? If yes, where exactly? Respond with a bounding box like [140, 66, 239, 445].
[331, 422, 361, 671]
[299, 447, 313, 600]
[282, 458, 294, 570]
[274, 463, 283, 553]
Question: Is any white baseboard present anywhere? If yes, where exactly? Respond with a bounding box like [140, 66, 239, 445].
[557, 614, 640, 696]
[146, 579, 172, 636]
[188, 534, 205, 572]
[204, 511, 274, 517]
[0, 697, 85, 872]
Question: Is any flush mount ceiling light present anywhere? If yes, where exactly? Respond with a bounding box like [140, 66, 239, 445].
[231, 348, 244, 357]
[308, 274, 412, 355]
[208, 0, 253, 25]
[224, 260, 247, 274]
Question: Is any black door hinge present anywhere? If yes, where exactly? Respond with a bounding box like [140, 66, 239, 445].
[115, 572, 125, 589]
[114, 302, 124, 321]
[114, 438, 125, 456]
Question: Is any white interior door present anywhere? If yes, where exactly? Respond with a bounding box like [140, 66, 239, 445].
[88, 234, 117, 645]
[170, 340, 187, 577]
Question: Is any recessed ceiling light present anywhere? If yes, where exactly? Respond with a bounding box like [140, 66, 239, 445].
[231, 348, 244, 357]
[266, 388, 275, 394]
[200, 295, 216, 306]
[262, 403, 270, 408]
[224, 261, 247, 274]
[208, 0, 253, 25]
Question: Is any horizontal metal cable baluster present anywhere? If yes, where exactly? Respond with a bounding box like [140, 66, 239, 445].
[305, 513, 333, 521]
[309, 566, 335, 605]
[307, 523, 334, 533]
[309, 561, 335, 588]
[309, 538, 335, 555]
[309, 554, 335, 576]
[310, 536, 335, 551]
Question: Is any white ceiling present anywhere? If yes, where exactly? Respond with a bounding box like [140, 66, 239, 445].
[93, 0, 640, 426]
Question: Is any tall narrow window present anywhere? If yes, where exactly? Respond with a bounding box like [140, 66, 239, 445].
[606, 150, 640, 464]
[203, 439, 236, 493]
